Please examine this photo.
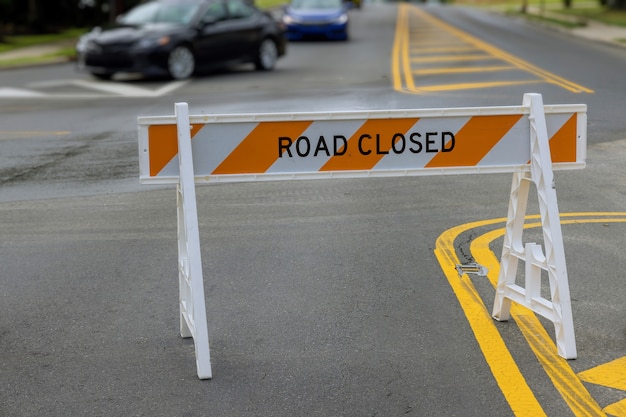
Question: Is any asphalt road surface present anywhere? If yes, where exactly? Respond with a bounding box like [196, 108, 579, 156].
[1, 2, 624, 416]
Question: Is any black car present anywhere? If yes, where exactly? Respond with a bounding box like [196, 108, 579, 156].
[76, 0, 287, 80]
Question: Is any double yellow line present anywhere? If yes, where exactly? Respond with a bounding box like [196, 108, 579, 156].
[435, 212, 626, 416]
[392, 4, 594, 94]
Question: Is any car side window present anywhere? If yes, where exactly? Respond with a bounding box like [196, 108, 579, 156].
[202, 2, 227, 22]
[226, 0, 255, 19]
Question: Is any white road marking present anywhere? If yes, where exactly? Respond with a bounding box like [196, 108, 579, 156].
[0, 87, 46, 97]
[71, 79, 189, 97]
[1, 79, 189, 99]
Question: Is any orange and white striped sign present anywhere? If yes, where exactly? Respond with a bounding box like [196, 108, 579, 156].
[137, 96, 588, 377]
[138, 103, 586, 184]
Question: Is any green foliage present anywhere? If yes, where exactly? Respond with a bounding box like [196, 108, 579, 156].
[517, 11, 586, 27]
[463, 0, 626, 27]
[0, 29, 85, 52]
[559, 6, 626, 26]
[256, 0, 289, 8]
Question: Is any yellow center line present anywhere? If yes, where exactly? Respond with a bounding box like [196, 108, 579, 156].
[435, 212, 626, 416]
[434, 216, 547, 416]
[471, 221, 621, 417]
[392, 4, 594, 94]
[392, 3, 416, 93]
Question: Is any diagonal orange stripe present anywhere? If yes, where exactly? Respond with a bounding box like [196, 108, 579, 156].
[148, 124, 204, 177]
[212, 121, 313, 175]
[425, 115, 522, 168]
[549, 114, 577, 163]
[320, 118, 419, 171]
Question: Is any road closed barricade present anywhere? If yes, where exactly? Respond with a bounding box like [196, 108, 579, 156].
[138, 93, 587, 379]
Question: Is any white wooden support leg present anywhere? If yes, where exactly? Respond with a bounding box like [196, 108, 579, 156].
[492, 93, 577, 360]
[492, 170, 531, 322]
[175, 102, 213, 379]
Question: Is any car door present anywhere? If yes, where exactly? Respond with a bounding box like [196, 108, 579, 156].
[193, 1, 234, 68]
[223, 0, 266, 61]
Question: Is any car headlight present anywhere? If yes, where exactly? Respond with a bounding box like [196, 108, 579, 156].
[137, 36, 171, 49]
[282, 15, 297, 25]
[333, 14, 348, 24]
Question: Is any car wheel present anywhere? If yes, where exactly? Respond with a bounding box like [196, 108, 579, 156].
[168, 45, 195, 80]
[255, 38, 278, 71]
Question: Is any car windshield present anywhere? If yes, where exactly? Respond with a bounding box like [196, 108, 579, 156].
[290, 0, 343, 9]
[120, 2, 201, 25]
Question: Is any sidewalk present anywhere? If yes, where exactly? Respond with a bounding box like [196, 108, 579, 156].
[569, 18, 626, 45]
[523, 6, 626, 46]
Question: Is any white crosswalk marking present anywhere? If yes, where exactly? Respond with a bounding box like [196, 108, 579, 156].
[0, 79, 189, 99]
[0, 87, 46, 97]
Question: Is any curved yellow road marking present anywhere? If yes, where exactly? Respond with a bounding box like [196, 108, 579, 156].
[435, 216, 547, 416]
[435, 212, 626, 416]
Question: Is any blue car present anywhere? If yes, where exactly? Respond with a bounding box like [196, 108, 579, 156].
[282, 0, 349, 41]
